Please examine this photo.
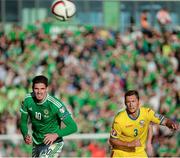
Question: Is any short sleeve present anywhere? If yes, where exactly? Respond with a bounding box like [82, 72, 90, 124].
[110, 119, 122, 139]
[147, 108, 164, 125]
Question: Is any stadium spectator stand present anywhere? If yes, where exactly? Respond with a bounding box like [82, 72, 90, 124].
[0, 19, 180, 157]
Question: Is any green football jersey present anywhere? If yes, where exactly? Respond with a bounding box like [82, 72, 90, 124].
[20, 92, 70, 145]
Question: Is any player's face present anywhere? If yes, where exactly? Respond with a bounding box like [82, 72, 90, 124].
[125, 95, 139, 114]
[33, 83, 47, 102]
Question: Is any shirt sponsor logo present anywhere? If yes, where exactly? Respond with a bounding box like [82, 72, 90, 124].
[44, 115, 49, 118]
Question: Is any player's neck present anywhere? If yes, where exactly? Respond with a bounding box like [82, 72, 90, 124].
[130, 111, 138, 118]
[127, 109, 140, 119]
[36, 94, 48, 104]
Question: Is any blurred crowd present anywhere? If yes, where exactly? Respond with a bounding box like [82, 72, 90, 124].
[0, 13, 180, 157]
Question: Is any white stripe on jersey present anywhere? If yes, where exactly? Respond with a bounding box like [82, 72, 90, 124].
[24, 93, 31, 99]
[48, 95, 63, 109]
[20, 108, 28, 114]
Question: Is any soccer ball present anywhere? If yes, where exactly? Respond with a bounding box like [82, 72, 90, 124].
[51, 0, 76, 21]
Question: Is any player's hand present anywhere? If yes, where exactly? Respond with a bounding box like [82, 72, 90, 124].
[43, 133, 59, 145]
[171, 122, 179, 130]
[24, 135, 32, 145]
[128, 139, 141, 147]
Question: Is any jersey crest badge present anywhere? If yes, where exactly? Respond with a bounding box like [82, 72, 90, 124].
[139, 120, 145, 127]
[44, 109, 49, 115]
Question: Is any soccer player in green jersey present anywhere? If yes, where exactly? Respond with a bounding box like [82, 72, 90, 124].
[109, 90, 179, 157]
[20, 75, 78, 157]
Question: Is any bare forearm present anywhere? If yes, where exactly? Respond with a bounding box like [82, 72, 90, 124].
[147, 124, 153, 144]
[109, 137, 141, 148]
[109, 138, 129, 147]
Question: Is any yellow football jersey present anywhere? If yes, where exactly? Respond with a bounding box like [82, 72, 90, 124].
[110, 106, 164, 157]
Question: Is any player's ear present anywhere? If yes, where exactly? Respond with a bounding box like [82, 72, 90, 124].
[138, 100, 141, 107]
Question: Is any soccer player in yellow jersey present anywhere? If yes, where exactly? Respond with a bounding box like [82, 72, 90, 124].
[109, 90, 179, 157]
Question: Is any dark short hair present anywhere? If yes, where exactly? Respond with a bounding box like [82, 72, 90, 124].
[125, 90, 139, 100]
[32, 75, 48, 88]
